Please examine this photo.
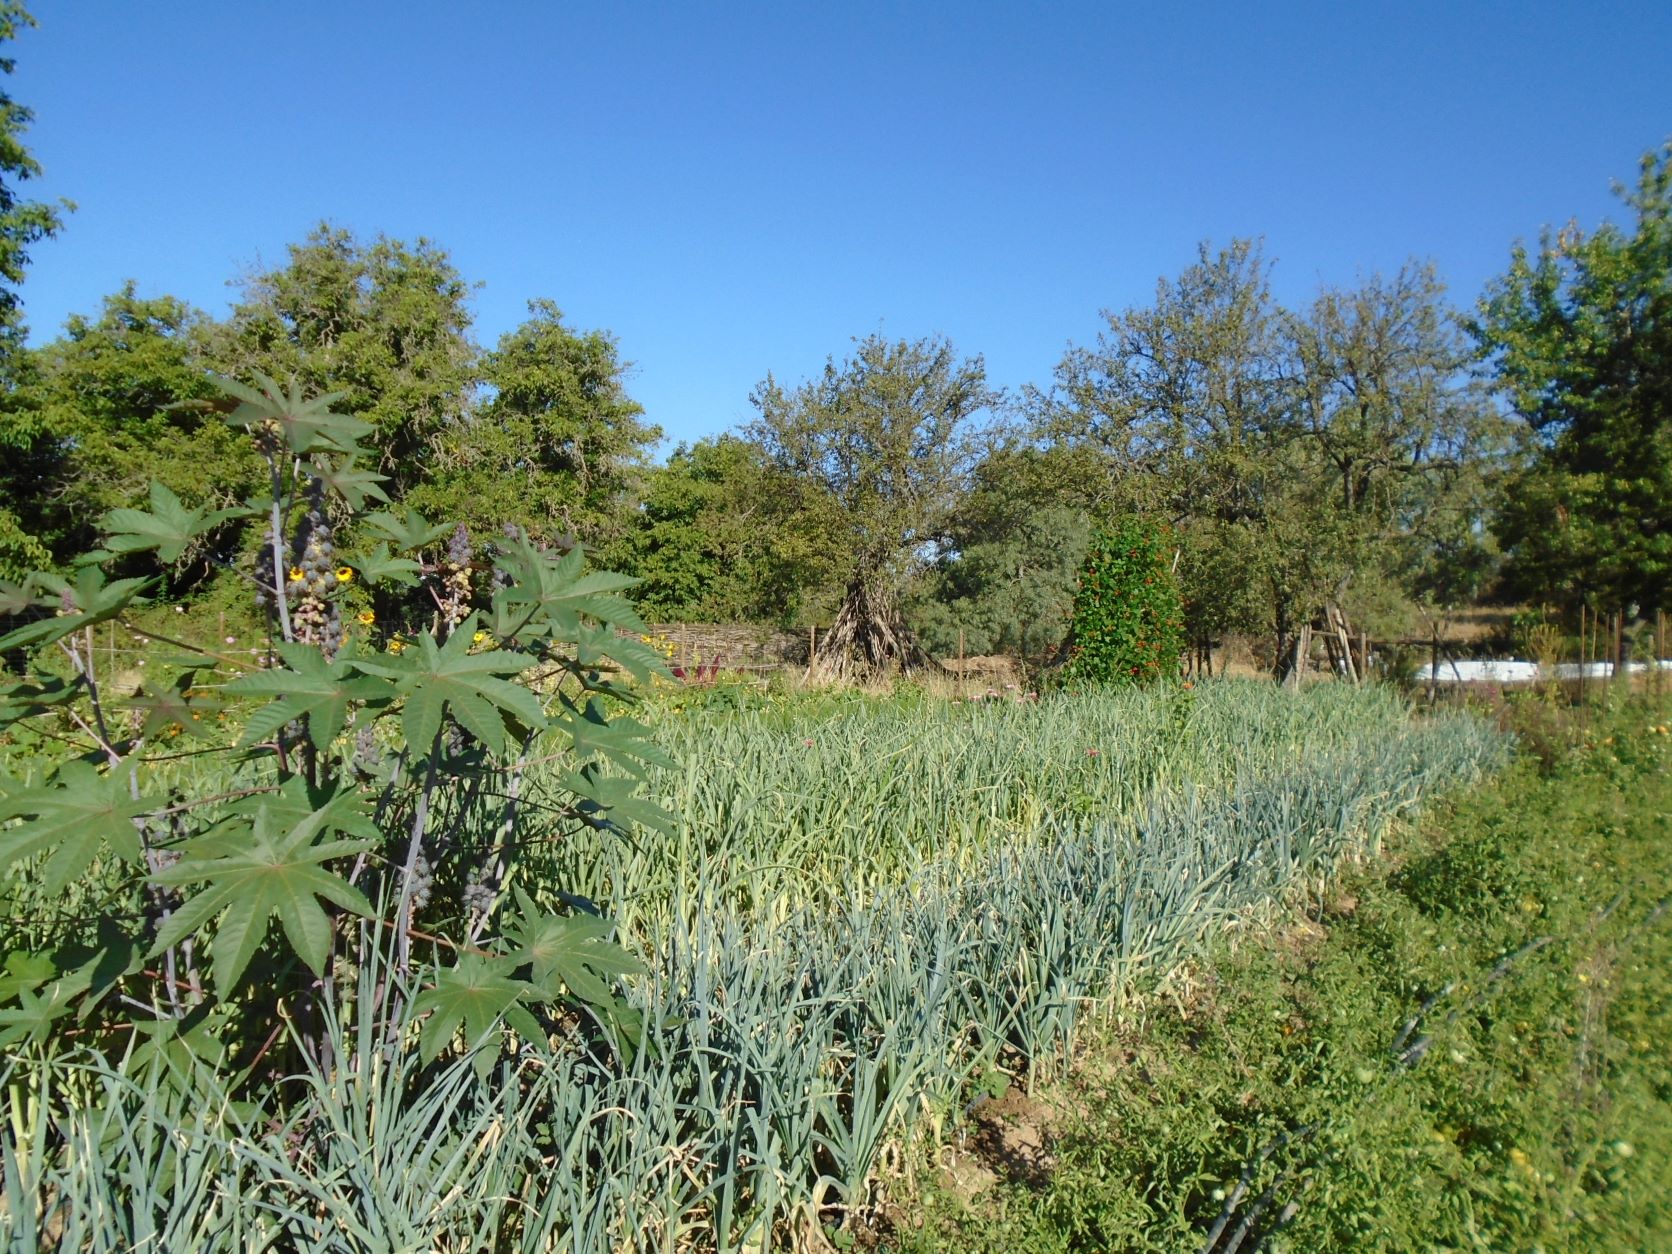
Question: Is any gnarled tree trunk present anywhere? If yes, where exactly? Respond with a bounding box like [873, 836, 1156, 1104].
[811, 573, 942, 683]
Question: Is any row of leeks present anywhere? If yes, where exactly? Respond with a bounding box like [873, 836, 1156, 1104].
[537, 681, 1478, 937]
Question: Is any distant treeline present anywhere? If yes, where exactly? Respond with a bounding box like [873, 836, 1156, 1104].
[3, 118, 1668, 675]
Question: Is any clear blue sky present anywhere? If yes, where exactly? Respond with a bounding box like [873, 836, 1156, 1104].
[14, 1, 1672, 449]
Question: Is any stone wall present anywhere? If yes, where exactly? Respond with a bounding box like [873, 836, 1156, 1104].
[626, 623, 812, 672]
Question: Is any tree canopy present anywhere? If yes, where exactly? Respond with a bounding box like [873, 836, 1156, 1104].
[19, 286, 247, 574]
[1033, 241, 1498, 676]
[211, 226, 478, 500]
[410, 299, 661, 552]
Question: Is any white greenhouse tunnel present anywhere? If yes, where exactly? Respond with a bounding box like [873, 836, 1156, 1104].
[1414, 658, 1672, 684]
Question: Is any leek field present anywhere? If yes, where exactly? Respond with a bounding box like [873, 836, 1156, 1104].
[2, 680, 1505, 1250]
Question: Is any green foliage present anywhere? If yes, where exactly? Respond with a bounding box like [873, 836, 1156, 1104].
[0, 1, 70, 578]
[2, 682, 1504, 1247]
[223, 641, 394, 751]
[557, 682, 1495, 938]
[616, 435, 828, 623]
[0, 566, 153, 652]
[749, 333, 996, 673]
[357, 617, 543, 756]
[151, 790, 376, 994]
[1475, 143, 1672, 617]
[1064, 517, 1183, 686]
[1293, 264, 1508, 624]
[749, 333, 994, 574]
[217, 370, 374, 455]
[505, 886, 645, 1004]
[409, 951, 543, 1066]
[9, 287, 247, 574]
[0, 2, 62, 342]
[0, 761, 151, 893]
[100, 481, 254, 565]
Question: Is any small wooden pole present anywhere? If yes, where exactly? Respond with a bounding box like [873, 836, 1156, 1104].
[1429, 625, 1440, 703]
[1657, 609, 1666, 696]
[1579, 605, 1588, 705]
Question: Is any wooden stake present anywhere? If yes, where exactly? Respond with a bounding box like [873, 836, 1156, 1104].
[1657, 609, 1666, 695]
[1657, 609, 1666, 696]
[1579, 605, 1587, 704]
[1289, 623, 1312, 690]
[1430, 625, 1440, 703]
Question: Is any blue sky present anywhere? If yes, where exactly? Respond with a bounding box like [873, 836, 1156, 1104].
[13, 1, 1672, 449]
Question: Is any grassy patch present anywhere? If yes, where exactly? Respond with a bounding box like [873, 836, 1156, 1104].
[897, 694, 1672, 1252]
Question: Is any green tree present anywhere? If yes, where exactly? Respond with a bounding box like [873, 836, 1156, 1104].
[1474, 143, 1672, 623]
[19, 286, 256, 576]
[617, 435, 829, 624]
[909, 443, 1092, 665]
[210, 225, 477, 499]
[747, 334, 996, 680]
[411, 300, 660, 550]
[1288, 262, 1506, 642]
[0, 1, 70, 579]
[0, 1, 61, 351]
[0, 376, 666, 1081]
[1040, 242, 1499, 679]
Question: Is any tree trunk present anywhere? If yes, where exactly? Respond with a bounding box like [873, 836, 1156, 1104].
[1273, 596, 1296, 685]
[1282, 623, 1311, 690]
[811, 572, 942, 683]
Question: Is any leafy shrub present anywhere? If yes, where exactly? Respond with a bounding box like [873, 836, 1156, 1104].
[1064, 516, 1183, 687]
